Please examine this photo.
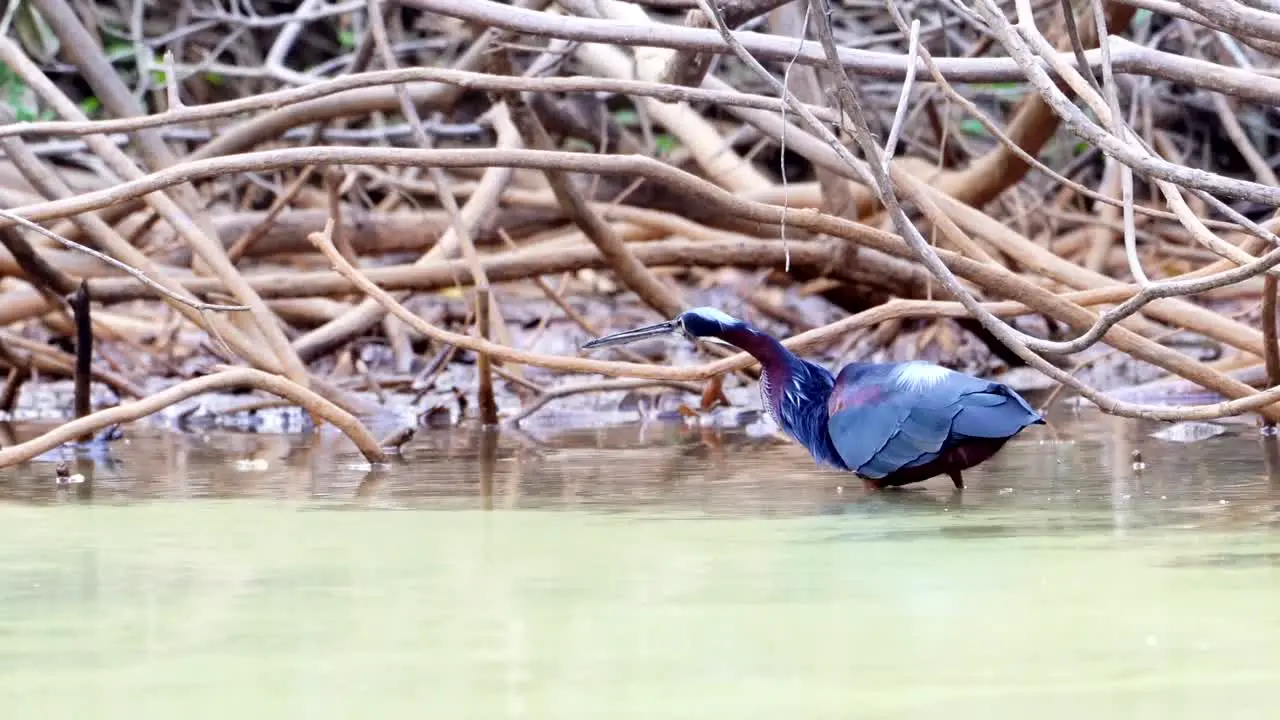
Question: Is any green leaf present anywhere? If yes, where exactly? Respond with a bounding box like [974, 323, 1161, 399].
[104, 38, 131, 57]
[959, 118, 988, 137]
[205, 71, 225, 87]
[612, 109, 638, 125]
[7, 82, 26, 110]
[78, 96, 101, 115]
[654, 134, 678, 153]
[339, 29, 357, 49]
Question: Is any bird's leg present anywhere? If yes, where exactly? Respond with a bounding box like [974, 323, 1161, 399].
[862, 478, 882, 492]
[949, 471, 964, 490]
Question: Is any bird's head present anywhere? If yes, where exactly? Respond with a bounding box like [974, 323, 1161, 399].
[581, 307, 744, 350]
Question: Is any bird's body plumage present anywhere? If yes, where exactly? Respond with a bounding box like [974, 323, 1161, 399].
[824, 361, 1042, 487]
[583, 307, 1045, 489]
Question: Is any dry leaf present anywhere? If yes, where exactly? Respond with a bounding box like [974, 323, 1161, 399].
[700, 374, 729, 412]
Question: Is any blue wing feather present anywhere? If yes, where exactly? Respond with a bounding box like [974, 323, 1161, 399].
[826, 398, 911, 474]
[898, 410, 959, 452]
[826, 362, 1043, 480]
[855, 403, 966, 478]
[950, 392, 1038, 439]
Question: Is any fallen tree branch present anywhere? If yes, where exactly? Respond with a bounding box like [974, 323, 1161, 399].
[0, 367, 388, 468]
[0, 327, 142, 398]
[708, 0, 1280, 421]
[491, 47, 685, 319]
[0, 207, 251, 313]
[405, 0, 1280, 106]
[308, 221, 1280, 421]
[0, 34, 310, 384]
[2, 143, 1269, 364]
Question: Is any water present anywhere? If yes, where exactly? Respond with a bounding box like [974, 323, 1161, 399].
[2, 410, 1280, 718]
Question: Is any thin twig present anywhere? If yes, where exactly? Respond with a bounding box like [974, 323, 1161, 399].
[508, 378, 702, 426]
[882, 18, 921, 169]
[0, 67, 846, 140]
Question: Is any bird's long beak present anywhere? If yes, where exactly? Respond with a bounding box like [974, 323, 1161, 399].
[581, 320, 679, 350]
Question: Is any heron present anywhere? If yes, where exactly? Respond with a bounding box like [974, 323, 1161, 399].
[582, 307, 1045, 490]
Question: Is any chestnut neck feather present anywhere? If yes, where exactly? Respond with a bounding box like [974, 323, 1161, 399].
[717, 325, 795, 375]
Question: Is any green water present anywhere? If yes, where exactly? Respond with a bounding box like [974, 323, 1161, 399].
[2, 412, 1280, 717]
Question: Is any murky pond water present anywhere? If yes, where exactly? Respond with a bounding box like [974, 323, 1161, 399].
[2, 409, 1280, 717]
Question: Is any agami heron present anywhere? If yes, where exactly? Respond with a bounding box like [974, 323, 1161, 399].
[582, 307, 1045, 490]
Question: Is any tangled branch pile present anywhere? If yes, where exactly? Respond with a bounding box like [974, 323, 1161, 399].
[2, 0, 1280, 466]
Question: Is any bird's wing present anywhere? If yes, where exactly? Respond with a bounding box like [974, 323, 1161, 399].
[826, 365, 957, 477]
[826, 364, 1039, 479]
[948, 389, 1042, 440]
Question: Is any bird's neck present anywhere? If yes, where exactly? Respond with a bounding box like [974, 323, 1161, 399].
[719, 324, 797, 373]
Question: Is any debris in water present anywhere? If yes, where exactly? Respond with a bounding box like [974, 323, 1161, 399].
[1131, 449, 1147, 471]
[1150, 422, 1227, 443]
[53, 462, 84, 486]
[378, 425, 416, 453]
[418, 386, 467, 428]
